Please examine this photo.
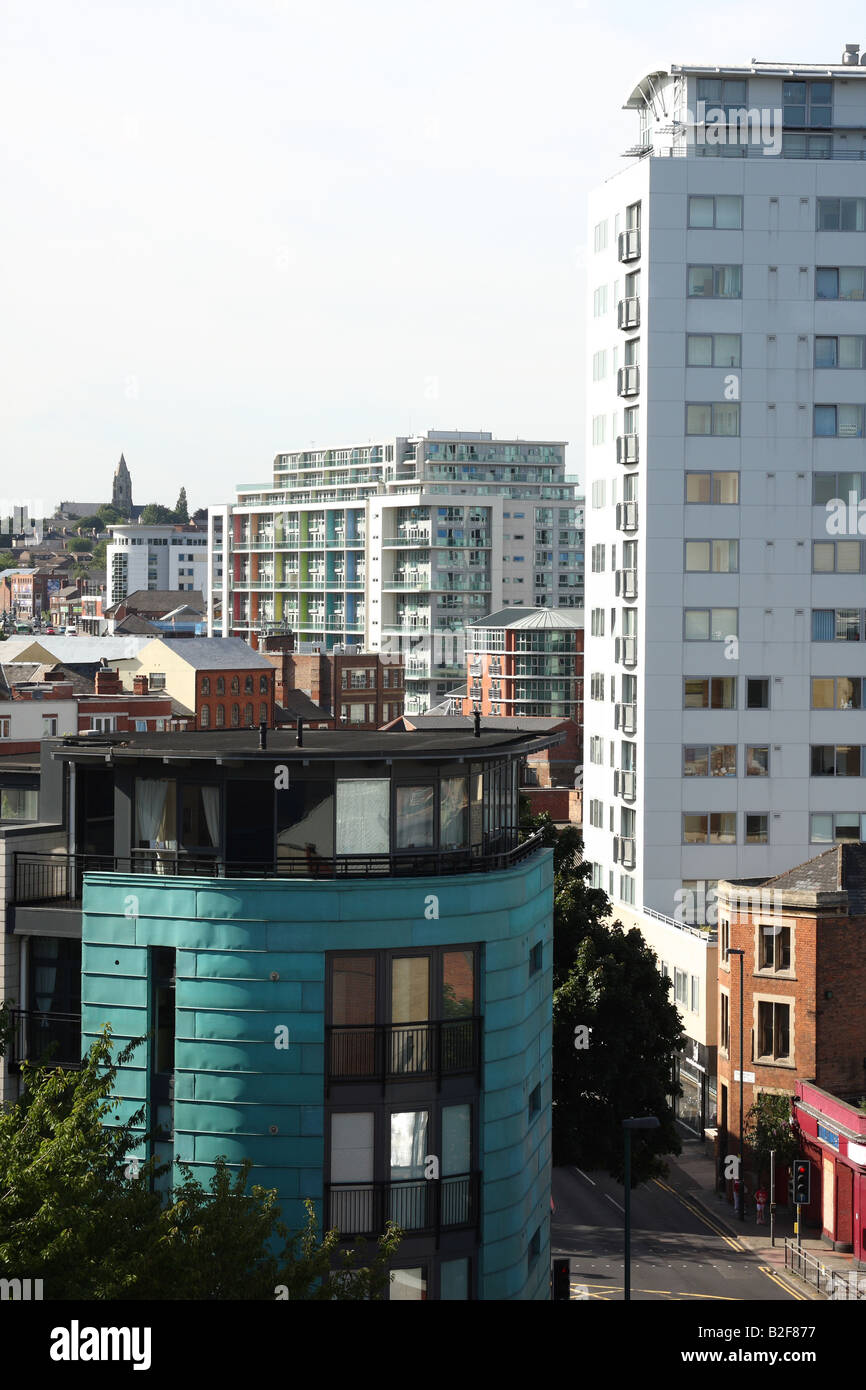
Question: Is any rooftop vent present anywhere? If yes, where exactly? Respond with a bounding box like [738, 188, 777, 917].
[843, 42, 860, 64]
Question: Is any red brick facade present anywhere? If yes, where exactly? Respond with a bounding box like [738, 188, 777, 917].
[196, 668, 276, 731]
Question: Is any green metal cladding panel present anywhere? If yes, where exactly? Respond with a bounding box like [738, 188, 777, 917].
[81, 848, 553, 1299]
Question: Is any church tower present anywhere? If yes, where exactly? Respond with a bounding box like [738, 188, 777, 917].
[112, 453, 133, 513]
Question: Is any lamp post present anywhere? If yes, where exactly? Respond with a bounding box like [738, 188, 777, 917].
[728, 947, 746, 1221]
[623, 1115, 660, 1301]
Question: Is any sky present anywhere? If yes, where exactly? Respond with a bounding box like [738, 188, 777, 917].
[2, 0, 863, 514]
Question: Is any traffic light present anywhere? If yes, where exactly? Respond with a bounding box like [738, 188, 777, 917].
[793, 1160, 811, 1206]
[552, 1258, 571, 1300]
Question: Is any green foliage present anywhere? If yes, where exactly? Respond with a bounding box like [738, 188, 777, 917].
[538, 815, 685, 1184]
[73, 516, 104, 534]
[744, 1093, 799, 1182]
[0, 1026, 402, 1300]
[66, 538, 91, 554]
[96, 504, 123, 525]
[90, 539, 107, 567]
[140, 504, 177, 525]
[0, 549, 15, 569]
[174, 488, 189, 523]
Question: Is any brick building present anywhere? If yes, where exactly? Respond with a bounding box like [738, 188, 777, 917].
[716, 845, 866, 1202]
[124, 637, 276, 731]
[258, 635, 404, 728]
[794, 1080, 866, 1267]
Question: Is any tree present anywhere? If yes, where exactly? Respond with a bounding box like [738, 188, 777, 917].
[537, 814, 686, 1184]
[174, 488, 189, 523]
[66, 538, 92, 554]
[0, 1024, 402, 1299]
[744, 1093, 799, 1186]
[140, 504, 176, 525]
[96, 504, 123, 526]
[0, 549, 15, 569]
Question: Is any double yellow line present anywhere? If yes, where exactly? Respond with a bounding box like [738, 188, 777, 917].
[652, 1178, 745, 1252]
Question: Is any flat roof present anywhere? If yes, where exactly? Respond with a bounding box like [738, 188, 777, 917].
[52, 726, 563, 763]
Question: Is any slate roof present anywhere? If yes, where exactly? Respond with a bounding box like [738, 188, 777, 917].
[469, 606, 584, 630]
[147, 637, 273, 670]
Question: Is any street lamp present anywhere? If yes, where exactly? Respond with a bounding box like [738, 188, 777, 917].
[622, 1115, 660, 1301]
[728, 947, 746, 1222]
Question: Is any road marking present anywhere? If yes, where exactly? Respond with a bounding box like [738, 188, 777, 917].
[574, 1167, 596, 1186]
[573, 1283, 741, 1301]
[604, 1193, 625, 1214]
[758, 1265, 807, 1301]
[652, 1179, 745, 1251]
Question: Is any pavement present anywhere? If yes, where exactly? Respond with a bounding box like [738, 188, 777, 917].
[663, 1139, 862, 1300]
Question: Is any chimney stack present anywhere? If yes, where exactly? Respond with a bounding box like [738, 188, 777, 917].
[132, 675, 148, 696]
[94, 669, 123, 695]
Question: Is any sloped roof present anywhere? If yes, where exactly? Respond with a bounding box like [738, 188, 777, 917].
[146, 637, 273, 670]
[275, 692, 333, 722]
[470, 606, 584, 630]
[108, 589, 205, 616]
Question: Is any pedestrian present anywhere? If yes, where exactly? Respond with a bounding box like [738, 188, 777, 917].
[755, 1185, 768, 1225]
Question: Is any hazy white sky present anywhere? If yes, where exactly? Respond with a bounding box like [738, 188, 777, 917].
[1, 0, 861, 513]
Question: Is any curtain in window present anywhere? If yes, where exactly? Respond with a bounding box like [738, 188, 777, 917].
[201, 786, 220, 848]
[136, 779, 169, 846]
[812, 609, 834, 641]
[390, 1111, 429, 1230]
[336, 779, 389, 854]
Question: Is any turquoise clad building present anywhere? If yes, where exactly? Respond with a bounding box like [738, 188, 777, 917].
[22, 726, 556, 1300]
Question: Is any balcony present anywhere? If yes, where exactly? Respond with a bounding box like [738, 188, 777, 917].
[615, 501, 638, 533]
[7, 1009, 82, 1070]
[325, 1172, 479, 1237]
[326, 1017, 480, 1087]
[617, 365, 640, 398]
[382, 530, 431, 546]
[617, 296, 640, 330]
[615, 701, 637, 735]
[12, 833, 547, 890]
[614, 769, 636, 802]
[615, 568, 638, 601]
[613, 835, 636, 869]
[614, 635, 637, 667]
[616, 434, 639, 465]
[618, 228, 641, 263]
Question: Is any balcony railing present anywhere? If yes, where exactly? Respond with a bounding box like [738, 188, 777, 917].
[615, 568, 637, 601]
[615, 701, 637, 735]
[615, 635, 637, 667]
[618, 228, 641, 262]
[617, 365, 640, 398]
[326, 1017, 480, 1085]
[613, 835, 636, 869]
[13, 832, 546, 896]
[614, 769, 636, 802]
[617, 296, 640, 330]
[616, 501, 638, 533]
[616, 433, 639, 465]
[325, 1172, 479, 1237]
[7, 1009, 83, 1069]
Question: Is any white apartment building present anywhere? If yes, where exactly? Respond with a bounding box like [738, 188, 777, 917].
[107, 525, 211, 608]
[582, 46, 866, 1131]
[208, 431, 584, 713]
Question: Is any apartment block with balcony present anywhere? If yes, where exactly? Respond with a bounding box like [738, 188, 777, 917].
[582, 46, 866, 1134]
[2, 727, 556, 1300]
[208, 431, 583, 715]
[107, 525, 212, 608]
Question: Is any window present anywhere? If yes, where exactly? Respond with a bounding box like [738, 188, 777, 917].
[200, 705, 210, 728]
[89, 716, 117, 733]
[746, 678, 770, 709]
[588, 798, 604, 827]
[815, 336, 866, 369]
[260, 675, 269, 694]
[528, 1084, 541, 1122]
[686, 403, 740, 436]
[244, 702, 254, 725]
[811, 811, 865, 842]
[815, 404, 865, 438]
[593, 285, 608, 317]
[0, 787, 38, 820]
[245, 676, 253, 694]
[230, 703, 239, 727]
[591, 479, 606, 508]
[746, 745, 770, 776]
[812, 471, 866, 504]
[0, 718, 9, 739]
[591, 544, 605, 572]
[812, 608, 862, 641]
[684, 609, 738, 641]
[697, 76, 747, 110]
[683, 812, 736, 844]
[149, 673, 166, 690]
[683, 676, 737, 709]
[260, 702, 268, 723]
[691, 975, 700, 1014]
[688, 195, 743, 229]
[592, 349, 607, 381]
[529, 941, 543, 976]
[592, 415, 606, 445]
[757, 1000, 790, 1061]
[745, 813, 769, 843]
[216, 676, 225, 695]
[589, 736, 604, 765]
[687, 334, 741, 367]
[686, 744, 737, 776]
[215, 704, 225, 727]
[42, 716, 58, 737]
[811, 676, 861, 709]
[720, 918, 730, 964]
[687, 264, 742, 298]
[720, 991, 730, 1053]
[784, 79, 831, 127]
[759, 925, 791, 973]
[590, 673, 605, 701]
[201, 677, 210, 695]
[593, 219, 608, 251]
[685, 471, 739, 504]
[816, 266, 866, 301]
[336, 779, 389, 854]
[591, 608, 605, 637]
[813, 540, 864, 573]
[230, 676, 239, 695]
[685, 539, 738, 572]
[674, 969, 688, 1008]
[811, 744, 862, 776]
[817, 198, 866, 232]
[528, 1225, 542, 1266]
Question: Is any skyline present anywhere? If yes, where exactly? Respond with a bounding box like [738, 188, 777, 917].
[3, 0, 863, 508]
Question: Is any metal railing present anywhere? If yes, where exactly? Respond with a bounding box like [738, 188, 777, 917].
[13, 832, 546, 896]
[784, 1239, 866, 1299]
[642, 904, 718, 942]
[325, 1172, 479, 1237]
[326, 1017, 480, 1084]
[7, 1009, 83, 1069]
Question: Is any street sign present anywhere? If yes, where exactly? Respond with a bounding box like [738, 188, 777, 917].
[734, 1070, 755, 1082]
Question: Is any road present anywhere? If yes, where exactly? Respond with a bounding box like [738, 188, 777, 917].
[552, 1165, 805, 1302]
